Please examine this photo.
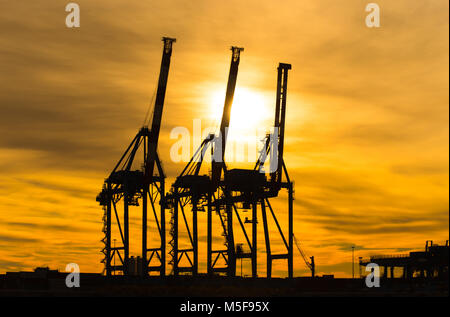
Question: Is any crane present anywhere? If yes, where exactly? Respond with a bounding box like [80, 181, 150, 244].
[215, 63, 294, 278]
[293, 234, 315, 277]
[97, 37, 176, 277]
[166, 46, 244, 276]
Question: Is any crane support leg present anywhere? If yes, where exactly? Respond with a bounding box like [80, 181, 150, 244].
[207, 193, 212, 275]
[160, 180, 166, 276]
[124, 190, 130, 275]
[173, 191, 179, 276]
[261, 200, 271, 278]
[193, 208, 198, 275]
[288, 182, 294, 278]
[105, 183, 112, 276]
[252, 200, 258, 278]
[142, 185, 148, 276]
[226, 192, 236, 277]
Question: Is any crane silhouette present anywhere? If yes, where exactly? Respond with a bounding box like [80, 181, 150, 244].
[293, 234, 315, 277]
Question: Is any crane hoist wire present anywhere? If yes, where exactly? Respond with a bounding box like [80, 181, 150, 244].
[142, 84, 158, 128]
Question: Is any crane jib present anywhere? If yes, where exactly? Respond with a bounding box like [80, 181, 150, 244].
[211, 46, 244, 188]
[145, 37, 176, 183]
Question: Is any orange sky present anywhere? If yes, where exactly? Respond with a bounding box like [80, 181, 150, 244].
[0, 0, 448, 277]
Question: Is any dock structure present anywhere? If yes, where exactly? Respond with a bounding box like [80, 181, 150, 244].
[359, 240, 449, 279]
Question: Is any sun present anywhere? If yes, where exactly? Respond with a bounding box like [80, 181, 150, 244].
[209, 87, 271, 136]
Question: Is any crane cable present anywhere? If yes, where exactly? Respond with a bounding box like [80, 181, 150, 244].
[142, 85, 158, 128]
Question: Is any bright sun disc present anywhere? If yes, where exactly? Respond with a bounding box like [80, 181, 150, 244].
[209, 87, 271, 133]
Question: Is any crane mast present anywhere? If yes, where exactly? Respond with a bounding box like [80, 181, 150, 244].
[145, 37, 176, 183]
[270, 63, 291, 186]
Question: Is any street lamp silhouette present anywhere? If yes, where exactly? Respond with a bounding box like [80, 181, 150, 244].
[352, 245, 355, 279]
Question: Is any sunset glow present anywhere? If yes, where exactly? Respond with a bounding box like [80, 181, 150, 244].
[209, 87, 271, 134]
[0, 0, 448, 279]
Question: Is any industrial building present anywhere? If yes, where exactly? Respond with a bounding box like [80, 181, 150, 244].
[359, 240, 449, 280]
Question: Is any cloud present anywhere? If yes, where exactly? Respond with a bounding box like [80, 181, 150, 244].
[5, 221, 81, 232]
[391, 162, 449, 176]
[13, 177, 94, 199]
[0, 234, 41, 244]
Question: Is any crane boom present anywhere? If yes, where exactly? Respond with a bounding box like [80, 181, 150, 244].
[270, 63, 291, 185]
[145, 37, 176, 183]
[211, 46, 244, 188]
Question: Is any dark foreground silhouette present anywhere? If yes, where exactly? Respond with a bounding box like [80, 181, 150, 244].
[0, 268, 447, 297]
